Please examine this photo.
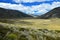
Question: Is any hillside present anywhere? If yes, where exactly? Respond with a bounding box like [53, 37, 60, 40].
[38, 7, 60, 19]
[0, 7, 32, 18]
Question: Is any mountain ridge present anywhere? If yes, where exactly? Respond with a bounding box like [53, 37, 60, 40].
[37, 7, 60, 19]
[0, 7, 33, 18]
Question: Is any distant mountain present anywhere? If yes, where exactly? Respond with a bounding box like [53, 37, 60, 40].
[37, 7, 60, 19]
[0, 7, 32, 18]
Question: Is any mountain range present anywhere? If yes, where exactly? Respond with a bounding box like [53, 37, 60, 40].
[0, 7, 60, 19]
[38, 7, 60, 19]
[0, 7, 32, 18]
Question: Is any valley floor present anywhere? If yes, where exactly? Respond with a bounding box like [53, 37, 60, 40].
[0, 18, 60, 30]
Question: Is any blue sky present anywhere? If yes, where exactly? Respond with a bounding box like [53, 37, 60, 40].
[0, 0, 60, 15]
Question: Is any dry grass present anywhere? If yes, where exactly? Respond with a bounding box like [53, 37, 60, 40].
[0, 18, 60, 30]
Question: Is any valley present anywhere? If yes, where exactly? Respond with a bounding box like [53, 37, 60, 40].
[0, 18, 60, 30]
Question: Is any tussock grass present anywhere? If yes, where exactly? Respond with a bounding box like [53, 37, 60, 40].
[0, 18, 60, 30]
[0, 18, 60, 40]
[0, 24, 60, 40]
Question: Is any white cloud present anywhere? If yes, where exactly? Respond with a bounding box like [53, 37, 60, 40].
[52, 2, 60, 8]
[13, 0, 53, 3]
[0, 3, 29, 12]
[0, 2, 60, 15]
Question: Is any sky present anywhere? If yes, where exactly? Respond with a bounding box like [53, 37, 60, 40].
[0, 0, 60, 15]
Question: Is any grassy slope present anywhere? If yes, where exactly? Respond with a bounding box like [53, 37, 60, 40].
[0, 18, 60, 30]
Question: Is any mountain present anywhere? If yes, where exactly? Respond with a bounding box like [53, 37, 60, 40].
[0, 7, 32, 18]
[37, 7, 60, 19]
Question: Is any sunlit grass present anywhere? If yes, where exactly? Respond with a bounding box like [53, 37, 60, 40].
[0, 18, 60, 40]
[0, 18, 60, 30]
